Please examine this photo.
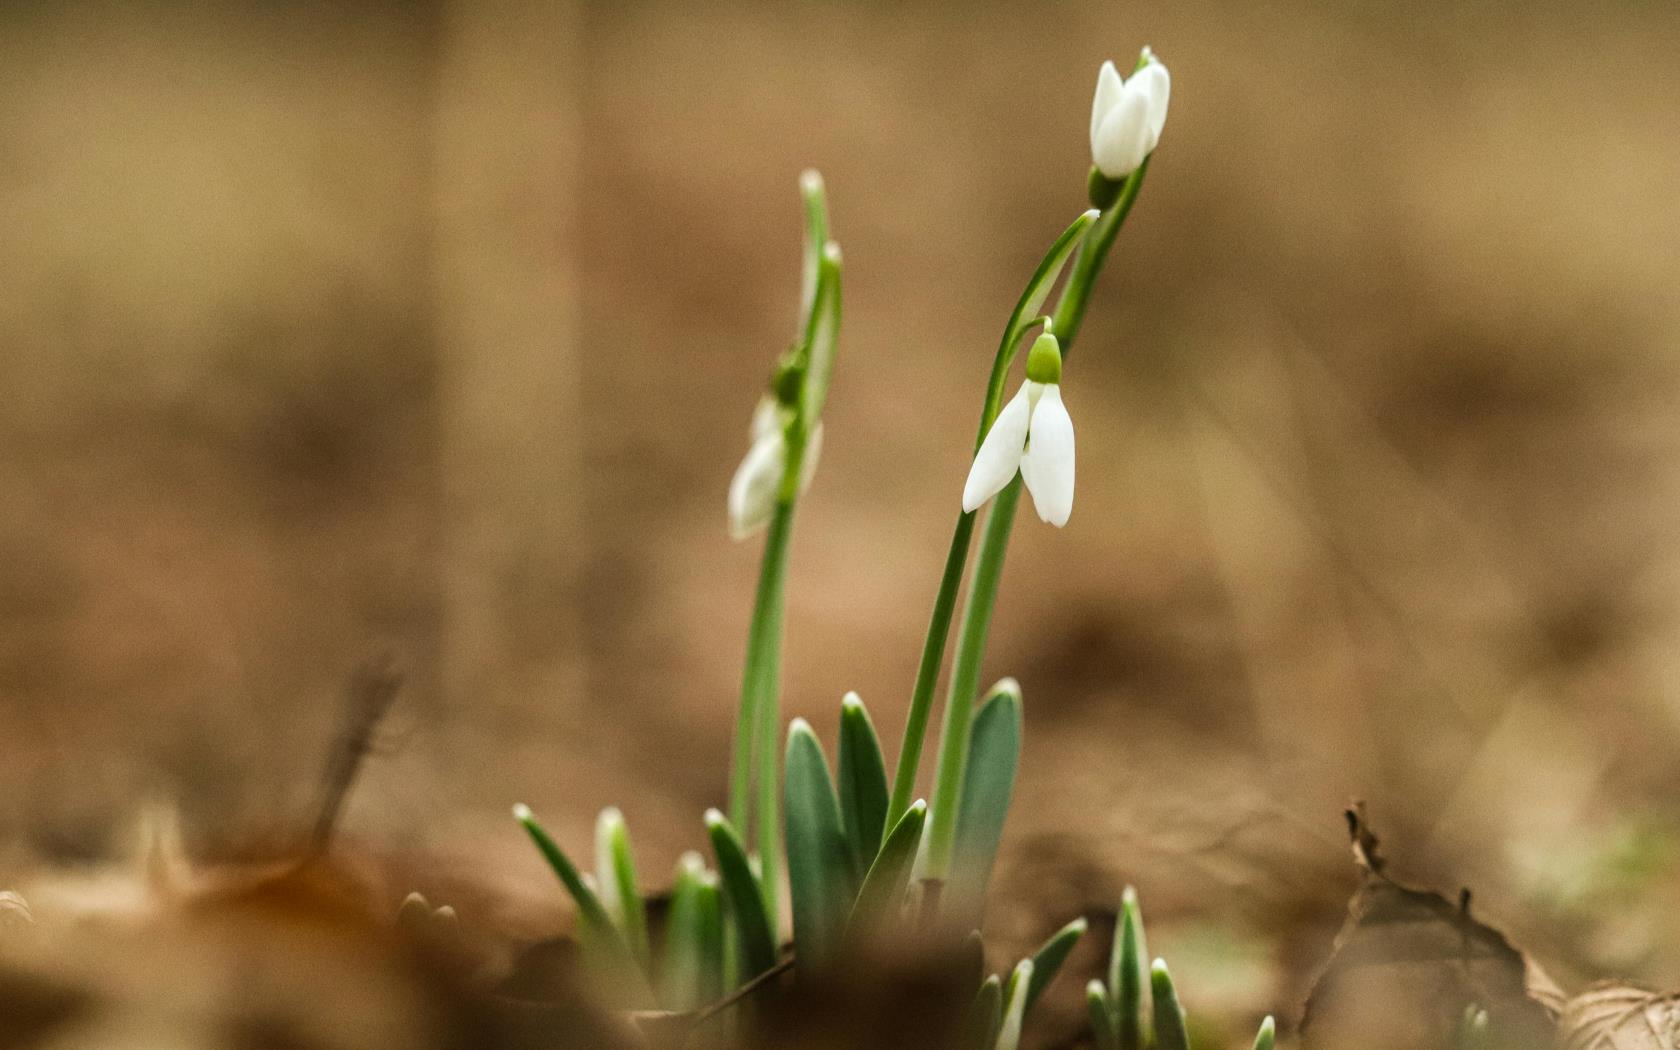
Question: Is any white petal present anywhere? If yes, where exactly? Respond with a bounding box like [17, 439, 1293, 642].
[728, 431, 785, 540]
[1089, 61, 1125, 158]
[1019, 385, 1074, 527]
[750, 396, 781, 441]
[1092, 88, 1152, 179]
[1129, 61, 1171, 147]
[962, 383, 1032, 513]
[797, 423, 823, 494]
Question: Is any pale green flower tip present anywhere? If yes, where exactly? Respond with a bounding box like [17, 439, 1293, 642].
[1151, 958, 1171, 979]
[1067, 916, 1090, 934]
[1123, 885, 1139, 906]
[703, 807, 727, 828]
[841, 690, 864, 712]
[512, 803, 533, 823]
[908, 799, 928, 815]
[823, 240, 843, 267]
[1086, 978, 1107, 998]
[800, 168, 825, 196]
[597, 806, 625, 830]
[788, 716, 816, 740]
[1259, 1016, 1276, 1036]
[1025, 332, 1063, 384]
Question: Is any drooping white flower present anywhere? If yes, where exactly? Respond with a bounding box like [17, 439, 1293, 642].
[728, 396, 823, 540]
[961, 332, 1076, 527]
[1089, 53, 1170, 181]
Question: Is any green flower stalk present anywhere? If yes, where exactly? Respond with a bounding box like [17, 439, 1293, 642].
[914, 46, 1168, 892]
[725, 171, 842, 938]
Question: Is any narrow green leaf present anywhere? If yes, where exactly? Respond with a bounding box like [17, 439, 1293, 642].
[796, 169, 829, 330]
[798, 241, 843, 436]
[1112, 887, 1149, 1050]
[837, 691, 890, 877]
[996, 958, 1034, 1050]
[1024, 916, 1087, 1014]
[594, 807, 649, 968]
[947, 679, 1023, 917]
[661, 851, 723, 1011]
[845, 799, 926, 939]
[704, 808, 778, 980]
[976, 210, 1098, 444]
[515, 804, 649, 1003]
[1087, 980, 1120, 1050]
[783, 718, 855, 969]
[1253, 1015, 1277, 1050]
[964, 974, 1003, 1050]
[1150, 960, 1191, 1050]
[515, 804, 616, 939]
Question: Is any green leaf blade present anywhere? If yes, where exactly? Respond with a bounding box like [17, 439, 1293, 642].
[1151, 960, 1191, 1050]
[783, 718, 855, 970]
[996, 958, 1035, 1050]
[837, 691, 890, 877]
[964, 974, 1003, 1050]
[594, 807, 650, 968]
[798, 242, 843, 436]
[1024, 916, 1088, 1015]
[1253, 1015, 1277, 1050]
[948, 679, 1024, 918]
[1088, 980, 1120, 1050]
[845, 799, 926, 940]
[515, 803, 615, 938]
[1113, 887, 1149, 1050]
[704, 808, 778, 981]
[660, 851, 723, 1010]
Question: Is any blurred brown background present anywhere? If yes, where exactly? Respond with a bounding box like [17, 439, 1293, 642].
[3, 0, 1679, 1038]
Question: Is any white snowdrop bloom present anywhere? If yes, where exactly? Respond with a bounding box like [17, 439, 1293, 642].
[961, 332, 1076, 527]
[1089, 53, 1170, 181]
[728, 397, 823, 539]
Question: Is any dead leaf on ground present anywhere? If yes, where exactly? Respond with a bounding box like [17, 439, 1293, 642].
[1559, 984, 1680, 1050]
[1300, 804, 1562, 1049]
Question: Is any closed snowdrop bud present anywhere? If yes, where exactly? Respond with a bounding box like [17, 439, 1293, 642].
[1090, 53, 1170, 181]
[961, 330, 1076, 527]
[728, 396, 823, 540]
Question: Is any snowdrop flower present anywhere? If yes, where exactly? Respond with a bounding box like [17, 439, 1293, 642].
[1089, 52, 1171, 181]
[962, 331, 1075, 527]
[728, 396, 823, 539]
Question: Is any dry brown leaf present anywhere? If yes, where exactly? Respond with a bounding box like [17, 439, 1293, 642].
[1559, 984, 1680, 1050]
[1300, 804, 1562, 1049]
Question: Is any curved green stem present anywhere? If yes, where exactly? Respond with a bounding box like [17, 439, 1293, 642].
[916, 158, 1154, 897]
[921, 476, 1022, 881]
[727, 498, 796, 940]
[885, 210, 1097, 831]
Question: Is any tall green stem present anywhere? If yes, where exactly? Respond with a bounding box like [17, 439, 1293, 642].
[885, 510, 975, 827]
[886, 209, 1098, 833]
[727, 498, 796, 938]
[921, 476, 1022, 880]
[916, 159, 1153, 893]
